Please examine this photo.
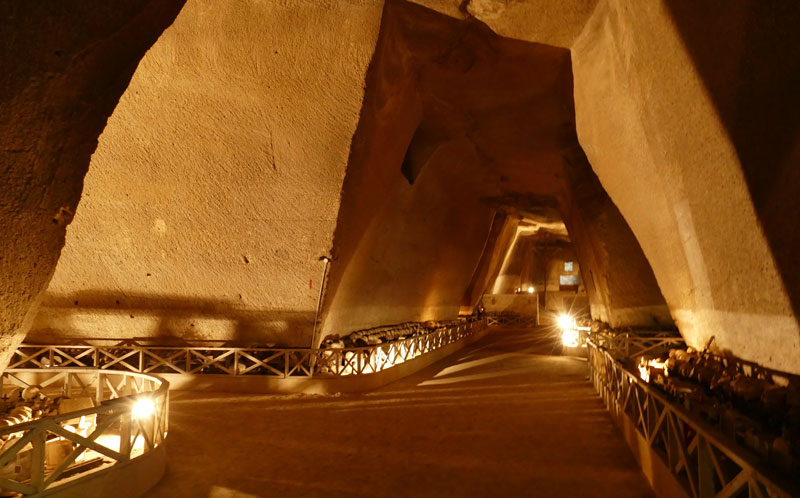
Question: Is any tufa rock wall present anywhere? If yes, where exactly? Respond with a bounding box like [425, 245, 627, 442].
[0, 0, 185, 371]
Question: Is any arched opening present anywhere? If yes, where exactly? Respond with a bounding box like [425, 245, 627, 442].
[318, 0, 671, 345]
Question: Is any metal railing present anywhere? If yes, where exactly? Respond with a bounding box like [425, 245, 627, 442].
[485, 313, 537, 328]
[587, 336, 798, 498]
[0, 368, 168, 496]
[10, 318, 486, 378]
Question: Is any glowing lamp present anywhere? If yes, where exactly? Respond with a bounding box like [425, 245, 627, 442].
[556, 314, 574, 331]
[561, 328, 580, 348]
[131, 398, 155, 420]
[527, 286, 534, 294]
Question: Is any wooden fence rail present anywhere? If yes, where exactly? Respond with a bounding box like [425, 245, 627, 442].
[586, 337, 798, 498]
[0, 368, 168, 496]
[10, 318, 486, 379]
[485, 314, 537, 328]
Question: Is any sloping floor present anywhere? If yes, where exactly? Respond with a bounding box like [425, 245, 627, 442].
[145, 327, 654, 497]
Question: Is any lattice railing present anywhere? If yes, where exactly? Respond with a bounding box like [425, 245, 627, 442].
[485, 314, 537, 328]
[0, 369, 168, 496]
[587, 339, 798, 498]
[588, 330, 686, 359]
[11, 318, 486, 379]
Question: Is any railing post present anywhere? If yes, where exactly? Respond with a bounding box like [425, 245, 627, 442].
[64, 372, 72, 398]
[164, 390, 170, 441]
[120, 412, 132, 458]
[667, 413, 679, 472]
[96, 372, 104, 404]
[646, 394, 657, 442]
[30, 427, 46, 491]
[697, 436, 715, 498]
[625, 333, 630, 358]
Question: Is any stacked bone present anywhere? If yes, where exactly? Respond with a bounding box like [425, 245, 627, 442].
[1, 386, 61, 440]
[325, 318, 471, 348]
[638, 347, 800, 475]
[339, 322, 424, 347]
[315, 318, 474, 374]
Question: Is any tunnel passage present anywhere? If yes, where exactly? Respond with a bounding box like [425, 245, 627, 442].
[9, 0, 793, 376]
[319, 0, 672, 344]
[478, 206, 588, 321]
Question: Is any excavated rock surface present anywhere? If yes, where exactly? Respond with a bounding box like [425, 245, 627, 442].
[2, 0, 797, 375]
[572, 0, 800, 372]
[320, 0, 669, 341]
[0, 0, 185, 371]
[29, 0, 384, 348]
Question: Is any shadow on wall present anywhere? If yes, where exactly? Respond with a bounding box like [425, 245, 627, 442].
[667, 1, 800, 317]
[27, 292, 314, 347]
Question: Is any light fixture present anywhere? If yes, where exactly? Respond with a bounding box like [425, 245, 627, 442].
[131, 398, 155, 420]
[556, 314, 574, 331]
[527, 286, 534, 294]
[557, 314, 590, 347]
[561, 328, 580, 347]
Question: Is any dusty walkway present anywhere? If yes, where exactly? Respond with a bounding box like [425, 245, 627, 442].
[145, 328, 653, 497]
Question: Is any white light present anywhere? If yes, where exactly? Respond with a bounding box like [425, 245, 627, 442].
[131, 398, 155, 420]
[561, 328, 580, 347]
[556, 314, 574, 330]
[527, 286, 534, 294]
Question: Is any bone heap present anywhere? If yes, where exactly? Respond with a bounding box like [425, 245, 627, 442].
[638, 347, 800, 475]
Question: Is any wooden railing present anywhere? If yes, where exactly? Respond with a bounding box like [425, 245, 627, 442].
[10, 318, 486, 378]
[0, 368, 168, 496]
[587, 330, 686, 358]
[485, 314, 537, 328]
[586, 336, 798, 498]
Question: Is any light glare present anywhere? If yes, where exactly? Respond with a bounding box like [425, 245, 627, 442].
[556, 314, 574, 330]
[561, 328, 580, 347]
[132, 398, 155, 420]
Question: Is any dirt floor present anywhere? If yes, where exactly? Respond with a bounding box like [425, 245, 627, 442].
[144, 327, 654, 497]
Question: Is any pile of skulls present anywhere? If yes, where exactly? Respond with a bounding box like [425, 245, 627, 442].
[1, 386, 61, 439]
[315, 318, 474, 375]
[640, 347, 800, 474]
[323, 319, 466, 348]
